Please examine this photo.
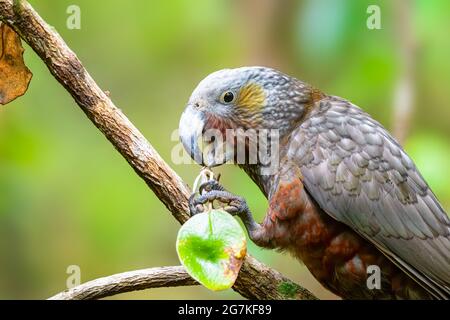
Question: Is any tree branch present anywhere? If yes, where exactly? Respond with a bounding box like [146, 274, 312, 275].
[0, 0, 317, 300]
[49, 266, 198, 300]
[48, 266, 198, 300]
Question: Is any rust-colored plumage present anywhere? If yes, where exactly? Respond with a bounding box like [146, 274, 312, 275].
[252, 159, 433, 299]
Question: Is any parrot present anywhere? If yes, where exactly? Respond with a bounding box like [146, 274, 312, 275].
[178, 66, 450, 299]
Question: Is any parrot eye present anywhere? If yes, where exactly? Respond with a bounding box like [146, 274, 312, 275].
[220, 91, 235, 104]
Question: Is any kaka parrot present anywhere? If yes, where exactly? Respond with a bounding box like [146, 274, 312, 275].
[178, 66, 450, 299]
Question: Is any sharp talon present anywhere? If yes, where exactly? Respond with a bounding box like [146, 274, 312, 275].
[198, 182, 210, 194]
[223, 205, 239, 215]
[189, 193, 203, 216]
[194, 204, 205, 215]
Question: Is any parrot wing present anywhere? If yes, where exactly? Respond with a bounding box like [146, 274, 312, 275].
[288, 96, 450, 299]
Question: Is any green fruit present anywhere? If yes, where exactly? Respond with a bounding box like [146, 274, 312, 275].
[176, 208, 247, 291]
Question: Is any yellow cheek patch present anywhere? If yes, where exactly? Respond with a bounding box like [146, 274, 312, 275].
[236, 83, 266, 112]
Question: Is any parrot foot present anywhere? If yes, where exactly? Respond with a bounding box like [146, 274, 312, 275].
[189, 180, 246, 216]
[188, 181, 264, 243]
[198, 179, 225, 194]
[189, 178, 227, 216]
[190, 189, 249, 217]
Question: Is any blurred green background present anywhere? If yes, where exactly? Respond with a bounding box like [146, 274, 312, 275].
[1, 0, 449, 299]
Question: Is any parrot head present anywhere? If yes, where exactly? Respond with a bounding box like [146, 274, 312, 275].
[179, 66, 317, 168]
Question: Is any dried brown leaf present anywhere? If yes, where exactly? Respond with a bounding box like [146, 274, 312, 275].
[0, 22, 32, 105]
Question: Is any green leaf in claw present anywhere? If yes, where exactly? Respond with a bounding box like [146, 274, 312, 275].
[176, 209, 247, 291]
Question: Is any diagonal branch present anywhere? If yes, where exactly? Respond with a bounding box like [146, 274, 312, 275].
[0, 0, 317, 300]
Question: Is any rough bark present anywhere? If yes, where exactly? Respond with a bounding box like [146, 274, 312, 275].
[0, 0, 317, 300]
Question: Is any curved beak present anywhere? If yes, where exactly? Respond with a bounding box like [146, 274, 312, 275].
[179, 104, 206, 166]
[179, 104, 232, 167]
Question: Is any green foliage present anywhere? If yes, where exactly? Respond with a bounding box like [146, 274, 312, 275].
[176, 209, 246, 291]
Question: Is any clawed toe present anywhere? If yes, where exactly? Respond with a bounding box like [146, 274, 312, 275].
[189, 176, 249, 218]
[188, 193, 205, 216]
[194, 190, 248, 216]
[198, 179, 225, 194]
